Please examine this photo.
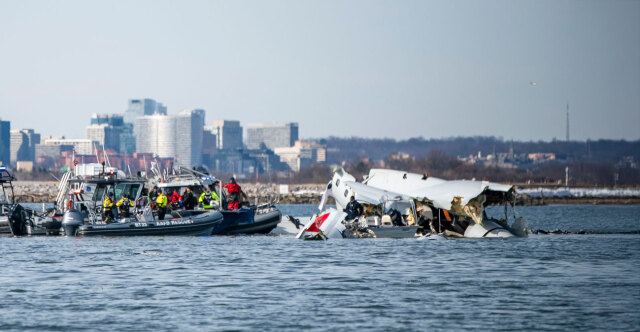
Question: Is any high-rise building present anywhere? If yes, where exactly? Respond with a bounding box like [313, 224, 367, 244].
[210, 120, 243, 151]
[124, 98, 167, 125]
[246, 122, 298, 150]
[86, 124, 121, 152]
[87, 114, 125, 152]
[10, 129, 41, 164]
[119, 124, 136, 154]
[175, 109, 204, 168]
[0, 119, 11, 166]
[135, 111, 205, 168]
[90, 113, 125, 127]
[202, 129, 217, 167]
[134, 115, 176, 159]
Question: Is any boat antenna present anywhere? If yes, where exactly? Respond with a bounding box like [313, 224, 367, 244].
[71, 148, 75, 176]
[102, 143, 111, 168]
[94, 142, 100, 163]
[143, 155, 148, 179]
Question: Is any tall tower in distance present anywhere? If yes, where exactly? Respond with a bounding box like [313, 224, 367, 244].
[566, 103, 570, 141]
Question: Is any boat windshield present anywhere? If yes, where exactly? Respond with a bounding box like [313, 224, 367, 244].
[114, 183, 141, 200]
[92, 184, 109, 201]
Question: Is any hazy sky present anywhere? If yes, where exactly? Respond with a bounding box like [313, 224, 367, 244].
[1, 0, 638, 141]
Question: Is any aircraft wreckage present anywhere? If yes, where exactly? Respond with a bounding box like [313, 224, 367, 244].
[295, 168, 528, 240]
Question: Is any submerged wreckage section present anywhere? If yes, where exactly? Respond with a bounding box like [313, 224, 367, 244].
[296, 168, 528, 240]
[365, 168, 528, 238]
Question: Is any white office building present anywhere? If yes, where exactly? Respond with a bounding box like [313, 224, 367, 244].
[175, 110, 204, 168]
[274, 141, 314, 172]
[135, 111, 205, 168]
[124, 98, 167, 125]
[43, 138, 94, 155]
[135, 115, 176, 159]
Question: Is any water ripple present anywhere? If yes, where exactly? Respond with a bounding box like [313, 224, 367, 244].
[0, 205, 639, 331]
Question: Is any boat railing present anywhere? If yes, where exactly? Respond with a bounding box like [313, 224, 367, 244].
[1, 202, 17, 215]
[55, 171, 73, 214]
[247, 191, 279, 210]
[71, 200, 100, 224]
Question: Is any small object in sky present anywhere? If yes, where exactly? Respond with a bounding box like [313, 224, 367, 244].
[530, 81, 537, 86]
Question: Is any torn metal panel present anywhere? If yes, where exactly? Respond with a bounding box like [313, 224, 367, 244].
[366, 168, 514, 221]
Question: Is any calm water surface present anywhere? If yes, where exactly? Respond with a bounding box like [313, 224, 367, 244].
[1, 204, 639, 331]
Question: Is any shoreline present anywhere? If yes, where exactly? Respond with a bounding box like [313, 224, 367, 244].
[8, 181, 640, 205]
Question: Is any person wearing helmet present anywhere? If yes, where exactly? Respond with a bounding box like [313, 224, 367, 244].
[169, 189, 182, 210]
[199, 185, 220, 209]
[182, 187, 197, 210]
[116, 194, 135, 218]
[103, 192, 115, 223]
[156, 189, 168, 220]
[149, 186, 159, 211]
[344, 195, 363, 221]
[223, 177, 242, 210]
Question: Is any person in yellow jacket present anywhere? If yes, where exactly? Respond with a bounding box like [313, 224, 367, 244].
[103, 192, 115, 223]
[156, 190, 168, 220]
[116, 194, 135, 218]
[198, 186, 220, 209]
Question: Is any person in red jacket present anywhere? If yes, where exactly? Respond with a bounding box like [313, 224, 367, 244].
[223, 177, 242, 210]
[169, 189, 182, 210]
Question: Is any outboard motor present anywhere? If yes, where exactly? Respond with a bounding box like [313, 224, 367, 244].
[8, 204, 27, 236]
[62, 209, 84, 236]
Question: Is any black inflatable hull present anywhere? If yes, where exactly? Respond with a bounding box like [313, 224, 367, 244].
[76, 211, 223, 237]
[214, 208, 282, 235]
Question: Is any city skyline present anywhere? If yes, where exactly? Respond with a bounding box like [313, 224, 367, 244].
[1, 1, 639, 141]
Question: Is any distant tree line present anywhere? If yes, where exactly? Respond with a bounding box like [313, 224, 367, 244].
[273, 149, 639, 186]
[316, 136, 640, 165]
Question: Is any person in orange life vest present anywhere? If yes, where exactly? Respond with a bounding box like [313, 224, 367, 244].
[223, 177, 242, 210]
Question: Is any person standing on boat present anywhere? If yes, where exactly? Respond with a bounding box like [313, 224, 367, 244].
[156, 190, 168, 220]
[223, 177, 243, 210]
[182, 187, 197, 210]
[169, 189, 182, 210]
[116, 194, 135, 218]
[199, 185, 219, 209]
[149, 187, 159, 210]
[344, 196, 364, 221]
[103, 192, 115, 223]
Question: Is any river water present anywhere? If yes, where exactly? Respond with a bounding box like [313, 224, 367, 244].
[1, 204, 639, 331]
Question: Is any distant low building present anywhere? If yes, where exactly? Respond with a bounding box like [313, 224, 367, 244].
[35, 143, 74, 169]
[274, 142, 314, 172]
[16, 161, 34, 172]
[528, 153, 556, 163]
[42, 138, 93, 155]
[296, 140, 327, 163]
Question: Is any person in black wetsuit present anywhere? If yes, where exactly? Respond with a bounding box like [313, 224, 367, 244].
[182, 187, 197, 210]
[343, 196, 364, 220]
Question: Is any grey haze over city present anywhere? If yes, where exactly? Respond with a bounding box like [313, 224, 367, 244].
[1, 0, 639, 141]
